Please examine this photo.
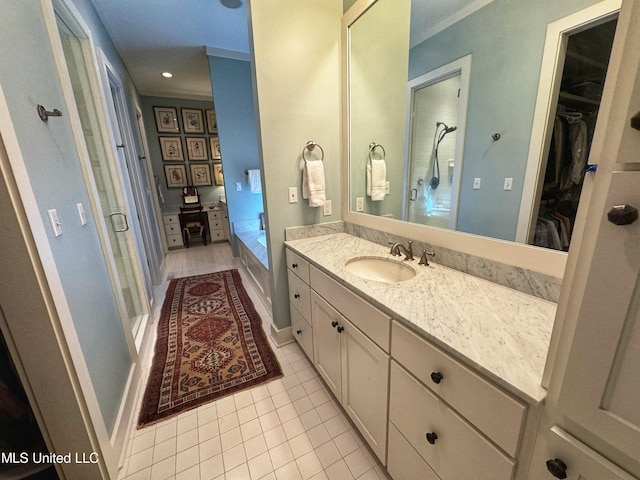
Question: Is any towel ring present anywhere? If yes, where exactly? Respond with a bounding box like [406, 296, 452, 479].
[369, 142, 385, 160]
[302, 141, 324, 162]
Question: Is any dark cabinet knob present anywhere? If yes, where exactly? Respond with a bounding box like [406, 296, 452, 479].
[337, 326, 344, 333]
[294, 293, 300, 299]
[430, 372, 444, 384]
[607, 204, 638, 225]
[331, 321, 339, 328]
[292, 263, 298, 268]
[425, 432, 438, 445]
[296, 329, 302, 335]
[546, 458, 568, 479]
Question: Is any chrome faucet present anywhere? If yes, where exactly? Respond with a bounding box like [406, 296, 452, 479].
[389, 240, 414, 261]
[419, 249, 436, 266]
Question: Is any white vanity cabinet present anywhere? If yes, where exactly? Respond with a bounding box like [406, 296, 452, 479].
[311, 274, 390, 464]
[388, 321, 527, 480]
[285, 245, 391, 465]
[162, 213, 183, 249]
[207, 206, 229, 242]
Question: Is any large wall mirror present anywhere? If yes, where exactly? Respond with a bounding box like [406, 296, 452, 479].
[342, 0, 620, 279]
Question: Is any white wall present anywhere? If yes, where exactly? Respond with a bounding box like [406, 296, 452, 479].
[248, 0, 342, 331]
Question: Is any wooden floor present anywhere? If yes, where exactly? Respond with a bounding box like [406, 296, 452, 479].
[122, 242, 388, 480]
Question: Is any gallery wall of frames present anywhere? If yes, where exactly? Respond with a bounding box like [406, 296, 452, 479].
[141, 97, 226, 206]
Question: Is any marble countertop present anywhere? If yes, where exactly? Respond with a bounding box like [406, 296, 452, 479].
[285, 233, 556, 405]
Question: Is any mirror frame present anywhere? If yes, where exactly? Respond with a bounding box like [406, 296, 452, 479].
[341, 0, 567, 279]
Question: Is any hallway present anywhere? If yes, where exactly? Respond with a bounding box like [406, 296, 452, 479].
[120, 243, 388, 480]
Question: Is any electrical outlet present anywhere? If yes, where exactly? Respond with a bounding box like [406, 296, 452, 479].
[47, 209, 62, 237]
[473, 177, 481, 189]
[356, 197, 364, 212]
[323, 200, 332, 216]
[288, 187, 298, 203]
[385, 181, 390, 194]
[504, 177, 513, 190]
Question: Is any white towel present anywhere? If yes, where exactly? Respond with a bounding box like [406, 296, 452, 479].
[247, 169, 262, 194]
[367, 159, 386, 201]
[302, 159, 326, 207]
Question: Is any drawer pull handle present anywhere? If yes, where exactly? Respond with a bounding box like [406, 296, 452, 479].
[430, 371, 444, 384]
[296, 329, 302, 335]
[337, 326, 344, 333]
[292, 263, 298, 268]
[425, 432, 438, 445]
[331, 321, 339, 328]
[294, 293, 300, 299]
[546, 458, 568, 479]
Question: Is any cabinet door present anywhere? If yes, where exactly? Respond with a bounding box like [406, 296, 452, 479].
[341, 319, 389, 464]
[311, 291, 342, 400]
[534, 427, 638, 480]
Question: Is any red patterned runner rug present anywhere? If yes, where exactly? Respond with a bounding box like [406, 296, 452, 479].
[138, 269, 282, 427]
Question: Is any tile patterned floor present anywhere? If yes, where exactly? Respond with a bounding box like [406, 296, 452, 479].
[119, 242, 389, 480]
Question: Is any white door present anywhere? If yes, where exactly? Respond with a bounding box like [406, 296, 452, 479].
[56, 14, 149, 340]
[340, 319, 389, 464]
[311, 291, 342, 400]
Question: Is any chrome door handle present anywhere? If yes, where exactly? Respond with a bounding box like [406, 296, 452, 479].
[110, 212, 129, 232]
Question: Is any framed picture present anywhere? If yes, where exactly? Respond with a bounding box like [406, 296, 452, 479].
[181, 108, 204, 133]
[205, 109, 217, 134]
[159, 137, 184, 161]
[164, 165, 188, 188]
[210, 137, 221, 159]
[213, 163, 224, 186]
[153, 106, 179, 133]
[190, 164, 212, 186]
[185, 137, 208, 161]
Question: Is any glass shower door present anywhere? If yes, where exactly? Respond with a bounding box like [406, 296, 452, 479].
[56, 15, 147, 337]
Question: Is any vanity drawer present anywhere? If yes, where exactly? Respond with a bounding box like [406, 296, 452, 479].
[310, 266, 391, 352]
[166, 234, 183, 248]
[286, 249, 310, 284]
[288, 269, 311, 321]
[389, 361, 516, 480]
[164, 223, 181, 236]
[290, 305, 313, 360]
[387, 423, 440, 480]
[210, 229, 224, 241]
[208, 210, 222, 220]
[163, 214, 179, 225]
[391, 321, 525, 457]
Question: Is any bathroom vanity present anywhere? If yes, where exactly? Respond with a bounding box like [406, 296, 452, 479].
[285, 232, 556, 480]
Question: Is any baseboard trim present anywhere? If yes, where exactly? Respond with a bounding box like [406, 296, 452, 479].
[270, 323, 294, 347]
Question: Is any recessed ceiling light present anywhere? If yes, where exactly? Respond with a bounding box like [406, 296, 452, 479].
[220, 0, 242, 9]
[162, 72, 173, 78]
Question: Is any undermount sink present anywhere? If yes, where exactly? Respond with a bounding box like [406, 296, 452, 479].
[344, 256, 417, 283]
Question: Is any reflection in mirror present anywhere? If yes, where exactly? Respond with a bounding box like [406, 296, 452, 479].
[348, 0, 619, 253]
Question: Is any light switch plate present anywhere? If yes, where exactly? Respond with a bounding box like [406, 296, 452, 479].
[473, 177, 481, 189]
[47, 209, 62, 237]
[288, 187, 298, 203]
[385, 181, 390, 194]
[356, 197, 364, 211]
[76, 203, 87, 226]
[235, 182, 242, 191]
[504, 177, 513, 190]
[323, 200, 332, 216]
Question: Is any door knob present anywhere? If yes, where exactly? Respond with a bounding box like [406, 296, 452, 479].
[337, 326, 344, 333]
[607, 204, 638, 225]
[292, 263, 298, 268]
[425, 432, 438, 445]
[331, 321, 339, 328]
[296, 329, 302, 335]
[430, 372, 444, 384]
[294, 293, 300, 299]
[545, 458, 567, 479]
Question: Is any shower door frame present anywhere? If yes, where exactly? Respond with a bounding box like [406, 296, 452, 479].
[403, 55, 471, 228]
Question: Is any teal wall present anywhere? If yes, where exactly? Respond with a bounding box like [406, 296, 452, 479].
[0, 1, 140, 433]
[409, 0, 603, 240]
[208, 56, 264, 257]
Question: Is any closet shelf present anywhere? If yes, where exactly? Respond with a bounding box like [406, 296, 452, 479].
[559, 91, 601, 107]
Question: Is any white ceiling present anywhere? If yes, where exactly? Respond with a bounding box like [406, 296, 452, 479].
[89, 0, 490, 101]
[89, 0, 250, 100]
